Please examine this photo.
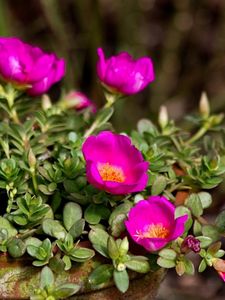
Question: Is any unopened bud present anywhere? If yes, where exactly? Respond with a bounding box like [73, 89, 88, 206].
[42, 94, 52, 110]
[119, 237, 129, 256]
[199, 92, 210, 118]
[117, 263, 126, 271]
[158, 106, 168, 128]
[28, 148, 36, 169]
[181, 235, 201, 253]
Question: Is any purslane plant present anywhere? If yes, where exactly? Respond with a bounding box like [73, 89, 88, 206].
[0, 37, 224, 298]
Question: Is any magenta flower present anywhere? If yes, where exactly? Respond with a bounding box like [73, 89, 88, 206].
[63, 91, 96, 113]
[125, 196, 188, 252]
[96, 48, 154, 95]
[82, 131, 149, 195]
[0, 37, 65, 96]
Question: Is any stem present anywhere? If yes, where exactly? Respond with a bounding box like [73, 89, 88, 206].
[31, 170, 38, 195]
[197, 216, 208, 225]
[168, 182, 191, 193]
[19, 227, 41, 240]
[10, 108, 21, 124]
[4, 85, 21, 124]
[186, 125, 209, 145]
[84, 93, 119, 138]
[84, 119, 99, 138]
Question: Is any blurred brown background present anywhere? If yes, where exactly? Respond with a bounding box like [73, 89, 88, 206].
[1, 0, 225, 299]
[2, 0, 225, 130]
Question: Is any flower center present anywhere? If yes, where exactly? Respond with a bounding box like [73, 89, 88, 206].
[135, 223, 169, 239]
[98, 162, 125, 183]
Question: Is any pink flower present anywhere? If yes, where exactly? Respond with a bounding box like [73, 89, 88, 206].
[0, 37, 65, 96]
[63, 91, 96, 113]
[218, 271, 225, 282]
[82, 131, 149, 195]
[125, 196, 188, 252]
[96, 48, 154, 95]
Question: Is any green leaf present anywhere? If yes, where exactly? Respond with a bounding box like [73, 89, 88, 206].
[13, 215, 27, 226]
[69, 219, 85, 239]
[202, 225, 220, 242]
[197, 192, 212, 209]
[27, 245, 39, 257]
[151, 176, 167, 195]
[38, 184, 54, 195]
[42, 219, 66, 240]
[40, 266, 54, 289]
[25, 237, 42, 248]
[125, 258, 150, 273]
[215, 210, 225, 233]
[137, 119, 156, 134]
[7, 238, 26, 258]
[198, 259, 207, 272]
[113, 269, 129, 293]
[176, 261, 185, 276]
[84, 204, 110, 225]
[49, 256, 65, 274]
[157, 257, 176, 268]
[63, 255, 72, 271]
[0, 217, 17, 237]
[63, 202, 82, 231]
[70, 247, 95, 262]
[196, 236, 212, 248]
[185, 193, 203, 217]
[110, 214, 126, 238]
[175, 206, 192, 232]
[109, 201, 133, 225]
[183, 257, 195, 275]
[158, 249, 177, 260]
[119, 237, 129, 256]
[193, 220, 202, 236]
[88, 227, 109, 257]
[84, 204, 101, 225]
[53, 283, 80, 299]
[89, 264, 113, 285]
[107, 236, 119, 260]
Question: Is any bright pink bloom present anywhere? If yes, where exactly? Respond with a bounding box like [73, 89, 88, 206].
[96, 48, 154, 95]
[0, 37, 65, 96]
[63, 91, 96, 113]
[82, 131, 149, 195]
[218, 271, 225, 282]
[125, 196, 188, 252]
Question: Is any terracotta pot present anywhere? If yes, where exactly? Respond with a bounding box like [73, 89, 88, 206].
[0, 254, 165, 299]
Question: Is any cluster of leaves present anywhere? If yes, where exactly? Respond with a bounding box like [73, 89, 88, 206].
[0, 84, 224, 297]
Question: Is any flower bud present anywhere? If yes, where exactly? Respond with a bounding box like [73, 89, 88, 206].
[181, 235, 201, 253]
[199, 92, 210, 118]
[61, 91, 96, 113]
[158, 105, 169, 128]
[28, 148, 37, 169]
[117, 263, 126, 271]
[42, 95, 52, 110]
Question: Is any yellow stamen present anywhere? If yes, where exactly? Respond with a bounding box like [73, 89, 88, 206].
[98, 162, 125, 183]
[135, 223, 169, 240]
